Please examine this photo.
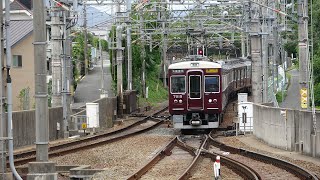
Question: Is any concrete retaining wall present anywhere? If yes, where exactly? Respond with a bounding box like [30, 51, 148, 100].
[12, 96, 119, 148]
[12, 107, 63, 148]
[253, 103, 320, 157]
[10, 92, 136, 148]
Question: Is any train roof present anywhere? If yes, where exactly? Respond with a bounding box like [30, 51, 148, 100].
[219, 59, 251, 70]
[168, 61, 222, 69]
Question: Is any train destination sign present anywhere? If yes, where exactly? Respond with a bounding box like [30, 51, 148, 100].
[206, 68, 218, 73]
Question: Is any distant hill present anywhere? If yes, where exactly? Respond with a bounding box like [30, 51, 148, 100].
[77, 5, 112, 29]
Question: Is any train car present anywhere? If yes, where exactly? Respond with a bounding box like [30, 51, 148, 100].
[168, 57, 251, 130]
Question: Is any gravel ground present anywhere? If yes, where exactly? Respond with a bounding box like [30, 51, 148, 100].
[216, 136, 320, 178]
[209, 143, 300, 180]
[50, 133, 174, 179]
[140, 146, 194, 180]
[190, 157, 243, 180]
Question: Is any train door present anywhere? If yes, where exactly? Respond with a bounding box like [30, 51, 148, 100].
[187, 70, 203, 110]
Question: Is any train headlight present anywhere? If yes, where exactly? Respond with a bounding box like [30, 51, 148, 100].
[179, 99, 183, 103]
[213, 99, 217, 103]
[208, 99, 213, 103]
[174, 99, 178, 103]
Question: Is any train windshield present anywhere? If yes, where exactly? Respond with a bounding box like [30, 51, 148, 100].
[205, 76, 219, 93]
[171, 76, 186, 93]
[189, 75, 201, 98]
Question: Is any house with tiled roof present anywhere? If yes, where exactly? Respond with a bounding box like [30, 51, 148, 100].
[4, 19, 35, 110]
[8, 0, 33, 20]
[2, 0, 35, 110]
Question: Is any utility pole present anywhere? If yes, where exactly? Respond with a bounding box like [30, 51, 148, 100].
[161, 0, 167, 88]
[298, 0, 308, 110]
[116, 26, 124, 117]
[140, 10, 146, 98]
[261, 0, 269, 103]
[0, 0, 8, 178]
[116, 2, 124, 117]
[51, 6, 62, 107]
[62, 11, 69, 138]
[250, 5, 263, 104]
[127, 0, 132, 90]
[161, 0, 167, 87]
[241, 32, 246, 58]
[83, 0, 88, 75]
[28, 0, 57, 179]
[272, 0, 278, 94]
[99, 33, 106, 98]
[65, 12, 72, 134]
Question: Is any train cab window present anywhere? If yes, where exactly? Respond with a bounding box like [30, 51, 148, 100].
[171, 76, 186, 93]
[205, 76, 219, 93]
[189, 75, 201, 98]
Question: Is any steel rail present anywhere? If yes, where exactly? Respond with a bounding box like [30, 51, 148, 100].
[177, 134, 259, 180]
[177, 135, 209, 180]
[201, 150, 260, 180]
[208, 134, 318, 180]
[127, 137, 178, 180]
[12, 106, 168, 166]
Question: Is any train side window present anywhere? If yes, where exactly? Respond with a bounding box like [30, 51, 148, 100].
[233, 70, 235, 82]
[205, 76, 219, 93]
[171, 76, 186, 93]
[189, 75, 201, 98]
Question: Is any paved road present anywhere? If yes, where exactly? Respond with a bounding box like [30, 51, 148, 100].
[280, 69, 300, 109]
[72, 51, 114, 108]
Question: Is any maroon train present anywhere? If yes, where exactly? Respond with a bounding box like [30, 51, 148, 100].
[168, 56, 251, 130]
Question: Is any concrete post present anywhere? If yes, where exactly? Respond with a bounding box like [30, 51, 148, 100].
[262, 30, 268, 103]
[127, 0, 132, 90]
[298, 0, 309, 109]
[241, 32, 246, 58]
[62, 11, 69, 138]
[28, 0, 57, 179]
[140, 10, 146, 98]
[99, 34, 107, 98]
[162, 0, 167, 88]
[273, 26, 279, 92]
[51, 7, 62, 107]
[116, 26, 123, 118]
[65, 15, 72, 133]
[83, 0, 88, 75]
[251, 19, 263, 104]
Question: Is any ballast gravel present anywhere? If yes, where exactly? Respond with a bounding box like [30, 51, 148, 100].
[50, 133, 174, 179]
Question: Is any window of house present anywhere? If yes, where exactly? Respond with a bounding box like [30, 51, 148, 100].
[13, 55, 22, 68]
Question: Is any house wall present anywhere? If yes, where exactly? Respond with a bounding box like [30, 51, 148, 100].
[10, 33, 35, 111]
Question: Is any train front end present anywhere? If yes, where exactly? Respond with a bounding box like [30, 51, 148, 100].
[168, 61, 222, 129]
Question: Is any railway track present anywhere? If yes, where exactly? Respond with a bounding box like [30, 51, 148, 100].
[128, 130, 318, 180]
[208, 133, 318, 180]
[128, 133, 260, 180]
[178, 134, 260, 180]
[12, 106, 169, 166]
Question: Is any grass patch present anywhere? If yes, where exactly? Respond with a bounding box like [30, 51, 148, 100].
[138, 77, 168, 107]
[276, 91, 287, 103]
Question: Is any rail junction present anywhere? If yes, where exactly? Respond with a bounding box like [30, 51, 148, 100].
[0, 0, 320, 179]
